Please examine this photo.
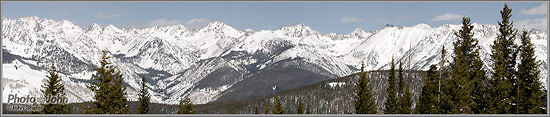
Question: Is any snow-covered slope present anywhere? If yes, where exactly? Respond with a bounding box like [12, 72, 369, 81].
[2, 16, 547, 104]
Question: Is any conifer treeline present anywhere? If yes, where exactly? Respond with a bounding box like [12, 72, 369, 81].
[413, 4, 547, 114]
[355, 4, 545, 114]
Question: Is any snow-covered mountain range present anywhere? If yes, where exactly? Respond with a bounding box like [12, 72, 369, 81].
[2, 16, 547, 104]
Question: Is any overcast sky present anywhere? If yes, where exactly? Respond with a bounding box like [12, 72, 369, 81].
[2, 2, 548, 34]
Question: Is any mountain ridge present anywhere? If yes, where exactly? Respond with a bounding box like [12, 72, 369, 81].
[2, 16, 547, 105]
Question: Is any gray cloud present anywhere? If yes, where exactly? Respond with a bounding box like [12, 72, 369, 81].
[432, 13, 462, 21]
[95, 13, 120, 19]
[520, 3, 548, 15]
[185, 18, 211, 29]
[516, 17, 548, 32]
[340, 16, 364, 23]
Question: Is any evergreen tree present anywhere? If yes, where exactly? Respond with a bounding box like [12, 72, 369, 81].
[439, 75, 454, 114]
[398, 85, 412, 114]
[438, 45, 448, 113]
[178, 95, 195, 114]
[384, 58, 398, 114]
[40, 64, 71, 114]
[354, 62, 377, 114]
[231, 107, 236, 114]
[84, 50, 130, 114]
[137, 77, 151, 114]
[472, 47, 488, 114]
[297, 96, 304, 114]
[447, 17, 488, 114]
[439, 45, 446, 100]
[397, 62, 412, 114]
[437, 45, 453, 114]
[273, 97, 284, 114]
[264, 101, 270, 114]
[416, 65, 439, 114]
[489, 4, 518, 114]
[517, 30, 545, 114]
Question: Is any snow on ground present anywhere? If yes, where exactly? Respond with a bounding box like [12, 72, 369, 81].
[327, 82, 346, 88]
[2, 60, 46, 103]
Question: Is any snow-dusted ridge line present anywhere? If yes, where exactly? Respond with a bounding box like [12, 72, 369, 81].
[2, 16, 547, 105]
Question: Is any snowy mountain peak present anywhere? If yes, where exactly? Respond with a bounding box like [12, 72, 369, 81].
[156, 24, 188, 34]
[57, 20, 80, 28]
[414, 23, 431, 28]
[86, 23, 102, 32]
[186, 21, 244, 39]
[280, 23, 320, 37]
[207, 21, 226, 27]
[349, 28, 366, 36]
[200, 21, 234, 31]
[104, 24, 124, 32]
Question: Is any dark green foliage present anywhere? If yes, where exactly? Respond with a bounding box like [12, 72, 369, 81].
[297, 96, 304, 114]
[398, 85, 412, 114]
[384, 58, 398, 114]
[178, 95, 196, 114]
[306, 103, 311, 114]
[137, 77, 151, 114]
[416, 65, 439, 114]
[517, 30, 546, 114]
[447, 17, 488, 114]
[438, 45, 447, 113]
[397, 62, 412, 114]
[264, 101, 270, 114]
[438, 45, 455, 114]
[471, 47, 488, 114]
[40, 64, 71, 114]
[489, 4, 519, 114]
[83, 50, 130, 114]
[439, 75, 454, 114]
[273, 97, 284, 114]
[354, 62, 377, 114]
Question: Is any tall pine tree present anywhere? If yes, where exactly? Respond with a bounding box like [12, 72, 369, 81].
[264, 101, 270, 114]
[489, 4, 518, 114]
[448, 17, 487, 114]
[297, 96, 304, 114]
[178, 95, 195, 114]
[416, 65, 439, 114]
[84, 50, 130, 114]
[398, 61, 404, 96]
[439, 45, 447, 104]
[40, 64, 71, 114]
[354, 62, 377, 114]
[273, 97, 284, 114]
[397, 62, 412, 114]
[517, 30, 545, 114]
[384, 58, 398, 114]
[137, 77, 151, 114]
